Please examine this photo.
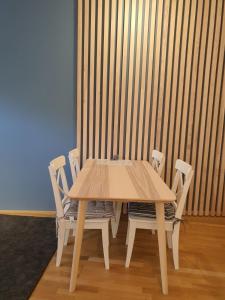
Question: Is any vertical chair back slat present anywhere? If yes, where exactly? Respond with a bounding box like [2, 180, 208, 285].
[172, 159, 194, 219]
[69, 148, 80, 183]
[49, 155, 70, 218]
[151, 150, 165, 177]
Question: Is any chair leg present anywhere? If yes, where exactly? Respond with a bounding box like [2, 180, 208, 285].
[64, 229, 70, 246]
[172, 224, 180, 270]
[56, 224, 65, 267]
[102, 223, 110, 270]
[167, 231, 172, 249]
[126, 220, 130, 245]
[111, 202, 122, 238]
[123, 203, 128, 214]
[72, 226, 76, 236]
[125, 220, 136, 268]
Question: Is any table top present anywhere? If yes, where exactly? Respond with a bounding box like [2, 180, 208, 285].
[68, 159, 176, 203]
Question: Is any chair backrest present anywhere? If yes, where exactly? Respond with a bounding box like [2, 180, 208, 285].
[48, 155, 70, 218]
[172, 159, 194, 219]
[68, 148, 80, 183]
[151, 150, 165, 177]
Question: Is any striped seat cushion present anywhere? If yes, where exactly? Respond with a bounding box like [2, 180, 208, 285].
[65, 201, 114, 219]
[128, 202, 175, 220]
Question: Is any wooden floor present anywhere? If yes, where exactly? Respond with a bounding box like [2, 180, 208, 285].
[31, 216, 225, 300]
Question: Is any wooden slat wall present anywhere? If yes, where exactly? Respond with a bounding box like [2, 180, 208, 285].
[76, 0, 225, 216]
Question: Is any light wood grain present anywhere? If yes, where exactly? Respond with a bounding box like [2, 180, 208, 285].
[107, 0, 117, 159]
[161, 0, 177, 172]
[203, 0, 224, 215]
[88, 0, 96, 158]
[149, 0, 164, 157]
[95, 0, 103, 159]
[76, 0, 82, 157]
[82, 0, 89, 162]
[76, 0, 225, 216]
[197, 0, 217, 215]
[68, 159, 176, 203]
[205, 1, 225, 216]
[166, 0, 184, 186]
[68, 159, 174, 294]
[131, 0, 143, 159]
[179, 0, 197, 161]
[155, 203, 168, 295]
[136, 0, 150, 160]
[69, 201, 87, 292]
[186, 0, 203, 214]
[172, 0, 191, 186]
[0, 210, 55, 217]
[31, 216, 225, 300]
[216, 51, 225, 216]
[113, 0, 123, 158]
[100, 0, 110, 159]
[155, 0, 170, 151]
[119, 0, 130, 159]
[142, 0, 157, 160]
[125, 0, 136, 160]
[191, 0, 210, 215]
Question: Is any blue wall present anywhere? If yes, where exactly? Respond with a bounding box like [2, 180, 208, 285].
[0, 0, 75, 210]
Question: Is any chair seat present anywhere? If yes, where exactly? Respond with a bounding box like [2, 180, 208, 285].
[128, 202, 175, 220]
[65, 201, 114, 220]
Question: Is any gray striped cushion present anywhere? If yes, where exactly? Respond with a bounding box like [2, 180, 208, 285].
[129, 202, 175, 220]
[65, 201, 114, 219]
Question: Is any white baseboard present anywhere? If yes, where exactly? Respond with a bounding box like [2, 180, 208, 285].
[0, 210, 55, 217]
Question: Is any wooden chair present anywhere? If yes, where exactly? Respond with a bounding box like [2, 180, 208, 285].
[68, 148, 121, 238]
[151, 149, 165, 177]
[151, 149, 165, 234]
[110, 149, 166, 237]
[125, 159, 194, 270]
[48, 155, 114, 269]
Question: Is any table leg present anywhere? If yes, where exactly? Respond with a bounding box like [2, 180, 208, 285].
[155, 202, 168, 295]
[69, 200, 87, 292]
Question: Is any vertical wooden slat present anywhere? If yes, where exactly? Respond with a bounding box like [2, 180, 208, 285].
[82, 0, 90, 162]
[209, 31, 225, 215]
[172, 0, 191, 180]
[143, 0, 157, 160]
[88, 0, 96, 158]
[186, 0, 203, 215]
[136, 0, 150, 160]
[179, 0, 197, 160]
[222, 147, 225, 216]
[190, 0, 210, 215]
[107, 0, 117, 159]
[213, 56, 225, 215]
[113, 0, 123, 157]
[166, 0, 184, 186]
[185, 1, 207, 214]
[95, 0, 103, 158]
[155, 0, 170, 152]
[202, 0, 223, 215]
[130, 0, 143, 159]
[101, 0, 110, 159]
[76, 0, 82, 158]
[216, 52, 225, 216]
[149, 0, 163, 157]
[205, 1, 225, 215]
[119, 0, 130, 158]
[125, 0, 137, 160]
[196, 0, 218, 215]
[161, 0, 177, 173]
[77, 0, 225, 216]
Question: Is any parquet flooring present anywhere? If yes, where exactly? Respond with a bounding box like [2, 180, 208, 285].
[31, 216, 225, 300]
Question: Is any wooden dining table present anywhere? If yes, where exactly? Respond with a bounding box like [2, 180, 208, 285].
[68, 159, 176, 295]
